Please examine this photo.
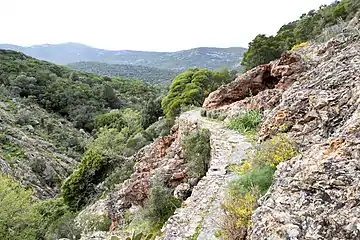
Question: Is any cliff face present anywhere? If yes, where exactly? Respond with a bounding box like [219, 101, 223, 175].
[203, 21, 360, 239]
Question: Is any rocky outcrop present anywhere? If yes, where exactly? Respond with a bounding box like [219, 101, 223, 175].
[202, 52, 305, 110]
[200, 22, 360, 239]
[249, 35, 360, 240]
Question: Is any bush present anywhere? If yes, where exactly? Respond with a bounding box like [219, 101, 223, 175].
[249, 134, 298, 169]
[227, 110, 261, 135]
[229, 165, 276, 197]
[0, 174, 41, 240]
[162, 69, 231, 118]
[131, 181, 181, 235]
[61, 150, 112, 210]
[35, 198, 81, 240]
[290, 42, 308, 52]
[145, 118, 174, 140]
[182, 128, 211, 178]
[222, 187, 260, 240]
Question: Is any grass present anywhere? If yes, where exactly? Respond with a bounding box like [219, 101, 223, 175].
[227, 110, 261, 136]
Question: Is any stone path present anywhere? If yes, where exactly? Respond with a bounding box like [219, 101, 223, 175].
[158, 110, 251, 240]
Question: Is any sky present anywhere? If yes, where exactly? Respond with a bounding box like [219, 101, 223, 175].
[0, 0, 334, 52]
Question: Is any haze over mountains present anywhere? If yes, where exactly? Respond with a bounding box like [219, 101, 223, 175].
[0, 42, 246, 84]
[0, 43, 246, 69]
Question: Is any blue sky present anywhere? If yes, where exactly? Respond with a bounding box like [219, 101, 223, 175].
[0, 0, 334, 51]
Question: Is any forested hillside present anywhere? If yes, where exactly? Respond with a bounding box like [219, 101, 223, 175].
[241, 0, 360, 70]
[68, 61, 182, 85]
[0, 43, 246, 71]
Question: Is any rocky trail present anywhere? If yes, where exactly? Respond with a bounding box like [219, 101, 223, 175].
[159, 110, 251, 240]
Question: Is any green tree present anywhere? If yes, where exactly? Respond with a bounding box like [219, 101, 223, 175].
[162, 69, 230, 118]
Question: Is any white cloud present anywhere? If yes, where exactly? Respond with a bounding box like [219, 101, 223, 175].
[0, 0, 334, 51]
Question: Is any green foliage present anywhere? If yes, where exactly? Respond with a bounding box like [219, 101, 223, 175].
[35, 198, 81, 240]
[0, 134, 26, 163]
[229, 165, 276, 196]
[162, 69, 232, 118]
[0, 50, 159, 132]
[183, 129, 211, 178]
[0, 174, 40, 240]
[69, 61, 181, 85]
[140, 97, 164, 129]
[62, 108, 148, 210]
[131, 181, 181, 235]
[227, 110, 261, 135]
[241, 0, 360, 71]
[145, 118, 174, 140]
[61, 150, 111, 210]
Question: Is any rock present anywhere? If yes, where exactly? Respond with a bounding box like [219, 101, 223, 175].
[174, 183, 191, 200]
[25, 124, 35, 132]
[248, 34, 360, 239]
[203, 52, 305, 110]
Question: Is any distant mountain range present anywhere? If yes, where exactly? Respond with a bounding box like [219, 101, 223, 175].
[0, 43, 246, 70]
[0, 42, 246, 84]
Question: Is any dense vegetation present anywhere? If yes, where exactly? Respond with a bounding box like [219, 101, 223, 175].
[0, 50, 159, 132]
[68, 61, 181, 85]
[241, 0, 360, 70]
[0, 43, 247, 71]
[162, 68, 236, 118]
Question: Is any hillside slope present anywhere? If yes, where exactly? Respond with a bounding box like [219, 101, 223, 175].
[68, 61, 182, 85]
[0, 43, 246, 70]
[0, 50, 159, 199]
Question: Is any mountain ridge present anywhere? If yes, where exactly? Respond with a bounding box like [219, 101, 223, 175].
[0, 43, 247, 71]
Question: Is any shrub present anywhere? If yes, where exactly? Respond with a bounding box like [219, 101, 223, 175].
[249, 134, 298, 169]
[61, 150, 112, 210]
[227, 110, 261, 135]
[222, 187, 260, 240]
[0, 174, 41, 240]
[131, 181, 181, 235]
[228, 165, 276, 196]
[145, 118, 174, 140]
[35, 198, 81, 240]
[182, 128, 211, 178]
[96, 110, 126, 130]
[290, 42, 308, 52]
